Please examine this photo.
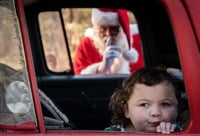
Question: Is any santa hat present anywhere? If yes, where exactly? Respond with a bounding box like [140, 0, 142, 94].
[91, 8, 139, 63]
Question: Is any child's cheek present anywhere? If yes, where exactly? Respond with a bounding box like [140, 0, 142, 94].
[163, 108, 178, 122]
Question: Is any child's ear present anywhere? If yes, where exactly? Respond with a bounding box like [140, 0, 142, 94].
[124, 107, 130, 118]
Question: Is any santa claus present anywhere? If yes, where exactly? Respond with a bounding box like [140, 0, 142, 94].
[73, 8, 143, 74]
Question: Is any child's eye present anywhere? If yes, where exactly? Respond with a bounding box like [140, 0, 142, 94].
[139, 103, 149, 108]
[161, 102, 170, 107]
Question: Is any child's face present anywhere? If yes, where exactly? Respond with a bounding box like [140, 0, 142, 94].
[125, 81, 178, 133]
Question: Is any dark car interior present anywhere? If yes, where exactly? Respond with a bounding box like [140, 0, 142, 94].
[23, 0, 184, 131]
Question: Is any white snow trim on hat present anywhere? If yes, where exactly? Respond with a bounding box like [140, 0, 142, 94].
[130, 24, 139, 35]
[123, 47, 139, 63]
[91, 8, 120, 26]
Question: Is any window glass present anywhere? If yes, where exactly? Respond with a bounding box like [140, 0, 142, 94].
[0, 0, 36, 126]
[38, 12, 70, 72]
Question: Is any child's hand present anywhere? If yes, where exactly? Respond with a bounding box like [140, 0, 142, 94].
[156, 122, 176, 134]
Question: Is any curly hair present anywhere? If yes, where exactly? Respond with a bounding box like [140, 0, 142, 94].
[109, 66, 188, 129]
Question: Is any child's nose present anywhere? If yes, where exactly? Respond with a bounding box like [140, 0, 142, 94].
[150, 106, 162, 117]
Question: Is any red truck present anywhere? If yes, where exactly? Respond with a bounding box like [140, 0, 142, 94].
[0, 0, 199, 135]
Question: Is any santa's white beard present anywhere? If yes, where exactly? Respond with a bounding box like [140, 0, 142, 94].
[92, 29, 129, 55]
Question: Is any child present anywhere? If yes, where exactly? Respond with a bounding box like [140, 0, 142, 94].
[106, 66, 188, 133]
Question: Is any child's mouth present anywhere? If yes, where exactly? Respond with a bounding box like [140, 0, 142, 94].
[151, 121, 161, 126]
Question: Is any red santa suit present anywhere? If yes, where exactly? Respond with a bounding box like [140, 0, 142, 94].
[73, 37, 102, 74]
